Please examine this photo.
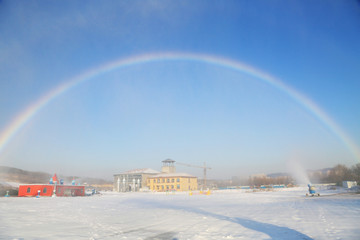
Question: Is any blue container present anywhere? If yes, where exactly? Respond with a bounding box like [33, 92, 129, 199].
[308, 184, 316, 194]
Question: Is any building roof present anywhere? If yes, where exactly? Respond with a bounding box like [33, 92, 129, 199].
[18, 184, 85, 187]
[162, 158, 175, 163]
[115, 168, 160, 175]
[149, 172, 197, 178]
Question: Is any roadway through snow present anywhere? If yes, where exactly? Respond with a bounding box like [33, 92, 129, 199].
[0, 188, 359, 239]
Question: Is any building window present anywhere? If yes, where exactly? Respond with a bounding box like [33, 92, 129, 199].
[167, 179, 170, 183]
[166, 186, 169, 190]
[161, 186, 164, 190]
[157, 179, 160, 183]
[43, 188, 47, 193]
[171, 185, 174, 189]
[154, 179, 156, 183]
[177, 178, 180, 182]
[27, 187, 31, 193]
[162, 178, 165, 183]
[188, 178, 190, 183]
[171, 179, 174, 183]
[177, 185, 180, 189]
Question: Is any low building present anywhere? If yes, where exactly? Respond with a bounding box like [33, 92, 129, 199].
[18, 184, 85, 197]
[147, 173, 198, 192]
[18, 174, 85, 197]
[113, 168, 160, 192]
[343, 181, 357, 189]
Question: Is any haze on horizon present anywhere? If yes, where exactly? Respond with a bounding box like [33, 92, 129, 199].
[0, 1, 359, 180]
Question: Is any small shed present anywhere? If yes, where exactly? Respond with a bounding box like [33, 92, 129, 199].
[343, 181, 357, 189]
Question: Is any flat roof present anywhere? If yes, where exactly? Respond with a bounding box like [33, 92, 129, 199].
[114, 168, 160, 175]
[19, 184, 85, 187]
[162, 159, 175, 163]
[148, 172, 197, 178]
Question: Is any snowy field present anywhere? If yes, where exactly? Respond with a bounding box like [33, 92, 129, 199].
[0, 187, 359, 240]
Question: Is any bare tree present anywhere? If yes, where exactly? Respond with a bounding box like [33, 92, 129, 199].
[351, 163, 360, 184]
[327, 164, 352, 185]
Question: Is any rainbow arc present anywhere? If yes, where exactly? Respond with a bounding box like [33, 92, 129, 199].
[0, 52, 359, 162]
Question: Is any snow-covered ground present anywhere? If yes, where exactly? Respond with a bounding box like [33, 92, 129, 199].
[0, 187, 359, 240]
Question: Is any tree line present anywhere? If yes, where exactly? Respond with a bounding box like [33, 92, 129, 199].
[311, 163, 360, 186]
[241, 163, 360, 187]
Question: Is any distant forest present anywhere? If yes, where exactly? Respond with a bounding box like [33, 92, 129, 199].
[220, 163, 360, 188]
[0, 166, 112, 185]
[252, 163, 360, 186]
[0, 166, 52, 184]
[313, 163, 360, 186]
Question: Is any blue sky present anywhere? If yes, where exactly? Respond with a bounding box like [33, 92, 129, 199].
[0, 1, 359, 179]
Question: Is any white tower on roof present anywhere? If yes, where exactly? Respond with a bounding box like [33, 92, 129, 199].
[161, 159, 176, 173]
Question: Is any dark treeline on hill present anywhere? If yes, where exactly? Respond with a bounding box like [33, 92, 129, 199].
[228, 163, 360, 187]
[0, 166, 52, 184]
[0, 166, 112, 185]
[312, 163, 360, 186]
[249, 175, 293, 186]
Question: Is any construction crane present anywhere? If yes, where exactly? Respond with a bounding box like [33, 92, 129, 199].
[176, 162, 212, 189]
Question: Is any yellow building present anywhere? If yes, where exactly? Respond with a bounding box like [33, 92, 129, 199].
[147, 173, 198, 192]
